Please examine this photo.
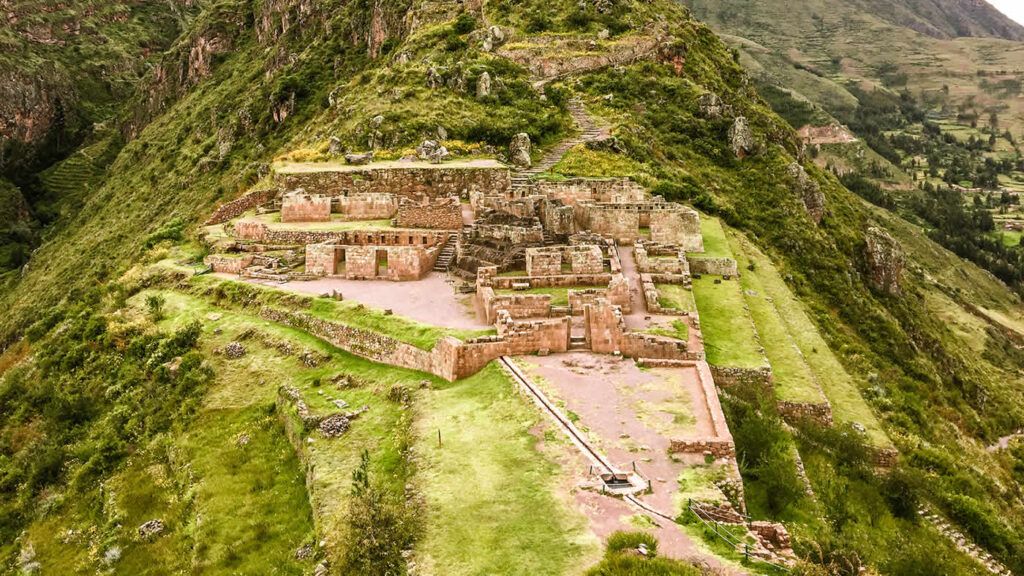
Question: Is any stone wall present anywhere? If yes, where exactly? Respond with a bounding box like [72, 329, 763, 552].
[305, 242, 440, 281]
[635, 243, 690, 277]
[777, 400, 834, 427]
[395, 197, 463, 229]
[476, 287, 552, 324]
[709, 365, 774, 394]
[472, 217, 545, 244]
[204, 254, 254, 274]
[585, 299, 690, 360]
[533, 177, 646, 205]
[495, 311, 570, 353]
[488, 274, 614, 290]
[688, 257, 739, 278]
[650, 208, 703, 252]
[640, 273, 689, 316]
[281, 192, 332, 222]
[233, 221, 447, 246]
[526, 248, 563, 276]
[205, 188, 279, 225]
[276, 164, 511, 200]
[336, 193, 399, 220]
[669, 438, 736, 458]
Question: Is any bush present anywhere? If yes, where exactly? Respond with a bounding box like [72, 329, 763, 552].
[146, 294, 166, 321]
[586, 531, 701, 575]
[452, 13, 477, 35]
[144, 218, 186, 249]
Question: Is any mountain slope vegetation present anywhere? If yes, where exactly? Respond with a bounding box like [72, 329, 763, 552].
[2, 0, 1024, 574]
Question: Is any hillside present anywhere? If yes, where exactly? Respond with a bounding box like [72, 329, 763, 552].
[3, 0, 1024, 574]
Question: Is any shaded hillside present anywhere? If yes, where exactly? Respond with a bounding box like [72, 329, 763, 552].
[3, 0, 1024, 574]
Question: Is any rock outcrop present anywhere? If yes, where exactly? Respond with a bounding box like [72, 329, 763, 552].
[865, 227, 904, 294]
[510, 133, 532, 168]
[477, 71, 491, 98]
[728, 116, 756, 158]
[787, 162, 825, 224]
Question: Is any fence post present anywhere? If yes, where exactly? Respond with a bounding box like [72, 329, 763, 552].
[714, 521, 719, 535]
[744, 544, 749, 561]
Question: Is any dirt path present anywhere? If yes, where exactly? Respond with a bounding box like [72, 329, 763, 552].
[233, 272, 490, 331]
[988, 430, 1024, 452]
[517, 98, 608, 178]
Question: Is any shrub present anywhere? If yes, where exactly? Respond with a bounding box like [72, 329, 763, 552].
[146, 294, 166, 321]
[143, 217, 186, 249]
[452, 13, 477, 35]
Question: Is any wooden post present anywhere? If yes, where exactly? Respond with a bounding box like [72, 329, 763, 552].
[438, 429, 442, 447]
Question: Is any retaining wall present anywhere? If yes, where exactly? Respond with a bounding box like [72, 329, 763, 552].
[205, 188, 279, 225]
[688, 257, 739, 278]
[276, 165, 510, 200]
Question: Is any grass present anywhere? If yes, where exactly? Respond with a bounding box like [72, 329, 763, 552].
[495, 285, 608, 307]
[691, 276, 767, 369]
[655, 284, 697, 312]
[730, 256, 823, 405]
[692, 215, 732, 258]
[644, 319, 690, 342]
[726, 232, 891, 447]
[413, 364, 601, 575]
[551, 145, 648, 179]
[253, 212, 395, 232]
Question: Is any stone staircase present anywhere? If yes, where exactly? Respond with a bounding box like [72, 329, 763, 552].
[515, 98, 606, 180]
[918, 506, 1011, 575]
[569, 335, 588, 350]
[433, 231, 459, 272]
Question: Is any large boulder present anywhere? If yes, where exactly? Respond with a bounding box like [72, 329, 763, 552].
[698, 92, 729, 119]
[510, 133, 532, 168]
[426, 67, 443, 89]
[787, 162, 826, 224]
[416, 140, 438, 160]
[476, 71, 491, 98]
[865, 227, 904, 294]
[728, 116, 756, 158]
[345, 151, 374, 165]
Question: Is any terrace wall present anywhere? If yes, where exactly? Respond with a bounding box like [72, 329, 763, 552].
[204, 254, 255, 274]
[205, 188, 279, 225]
[277, 165, 511, 200]
[336, 193, 399, 219]
[688, 257, 739, 278]
[395, 197, 463, 229]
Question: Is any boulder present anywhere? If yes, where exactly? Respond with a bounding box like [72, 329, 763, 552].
[345, 151, 374, 165]
[416, 140, 439, 160]
[319, 414, 351, 438]
[787, 162, 826, 224]
[369, 115, 384, 129]
[865, 227, 904, 294]
[698, 92, 729, 119]
[429, 145, 451, 164]
[138, 519, 165, 538]
[509, 133, 532, 168]
[328, 136, 344, 156]
[728, 116, 756, 158]
[476, 71, 491, 98]
[224, 342, 246, 359]
[426, 67, 443, 89]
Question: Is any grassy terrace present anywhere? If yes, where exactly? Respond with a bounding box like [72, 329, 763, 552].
[185, 272, 495, 349]
[495, 285, 607, 307]
[655, 283, 697, 312]
[727, 233, 891, 447]
[692, 276, 767, 370]
[692, 214, 731, 258]
[256, 212, 395, 232]
[125, 289, 596, 573]
[414, 364, 600, 573]
[274, 158, 505, 173]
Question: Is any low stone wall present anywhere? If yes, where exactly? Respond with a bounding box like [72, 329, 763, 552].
[688, 257, 739, 278]
[635, 243, 690, 277]
[709, 365, 774, 394]
[204, 254, 255, 274]
[205, 188, 278, 225]
[336, 193, 399, 220]
[777, 400, 834, 427]
[488, 273, 614, 290]
[872, 447, 900, 468]
[496, 311, 570, 353]
[640, 273, 688, 316]
[525, 245, 604, 276]
[526, 248, 563, 276]
[276, 164, 510, 200]
[477, 287, 552, 324]
[395, 197, 462, 229]
[669, 437, 736, 458]
[576, 201, 703, 249]
[282, 192, 332, 222]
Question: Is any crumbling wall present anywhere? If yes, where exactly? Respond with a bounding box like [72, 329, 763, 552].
[777, 400, 834, 427]
[534, 177, 646, 205]
[205, 188, 278, 225]
[476, 287, 552, 324]
[584, 299, 689, 360]
[281, 192, 332, 222]
[204, 254, 255, 274]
